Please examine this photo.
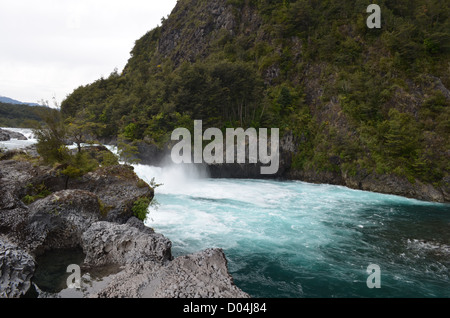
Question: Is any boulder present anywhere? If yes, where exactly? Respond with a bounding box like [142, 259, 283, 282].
[0, 129, 9, 141]
[0, 128, 28, 141]
[81, 221, 172, 267]
[0, 160, 36, 241]
[89, 248, 250, 298]
[25, 190, 102, 255]
[68, 165, 154, 223]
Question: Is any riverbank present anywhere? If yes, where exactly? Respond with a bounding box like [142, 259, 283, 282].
[122, 138, 450, 204]
[0, 147, 248, 298]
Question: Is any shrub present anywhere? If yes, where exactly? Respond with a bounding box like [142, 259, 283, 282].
[132, 197, 151, 221]
[22, 183, 52, 205]
[33, 108, 69, 164]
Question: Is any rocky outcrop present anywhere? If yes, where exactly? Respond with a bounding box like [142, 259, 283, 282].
[356, 173, 449, 203]
[24, 190, 103, 255]
[0, 237, 35, 298]
[82, 221, 172, 267]
[68, 165, 154, 223]
[289, 168, 450, 203]
[158, 0, 237, 65]
[0, 158, 154, 225]
[90, 248, 250, 298]
[0, 156, 248, 298]
[0, 128, 28, 141]
[0, 160, 38, 241]
[0, 159, 155, 246]
[32, 222, 249, 298]
[77, 220, 249, 298]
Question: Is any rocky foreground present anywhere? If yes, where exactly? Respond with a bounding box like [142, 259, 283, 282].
[0, 150, 249, 298]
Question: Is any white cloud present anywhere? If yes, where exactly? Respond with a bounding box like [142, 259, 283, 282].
[0, 0, 177, 105]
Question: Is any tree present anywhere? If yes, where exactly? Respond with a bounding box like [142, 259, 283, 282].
[65, 109, 106, 153]
[383, 109, 421, 166]
[33, 108, 70, 164]
[61, 152, 98, 189]
[117, 136, 141, 165]
[33, 106, 100, 188]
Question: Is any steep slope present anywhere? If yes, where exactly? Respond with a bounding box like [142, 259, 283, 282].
[61, 0, 450, 202]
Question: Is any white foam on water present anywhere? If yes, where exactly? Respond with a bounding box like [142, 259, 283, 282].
[135, 162, 338, 258]
[0, 127, 37, 150]
[132, 161, 450, 297]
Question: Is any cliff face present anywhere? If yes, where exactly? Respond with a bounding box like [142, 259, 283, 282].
[61, 0, 450, 202]
[157, 0, 237, 65]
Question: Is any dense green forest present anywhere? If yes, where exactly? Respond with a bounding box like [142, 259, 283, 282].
[61, 0, 449, 185]
[0, 102, 51, 128]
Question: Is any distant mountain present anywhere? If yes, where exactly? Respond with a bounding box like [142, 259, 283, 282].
[0, 96, 42, 107]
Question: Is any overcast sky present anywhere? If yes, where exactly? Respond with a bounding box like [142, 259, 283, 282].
[0, 0, 177, 105]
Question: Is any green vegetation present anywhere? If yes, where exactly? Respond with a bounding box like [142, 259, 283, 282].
[98, 198, 113, 218]
[65, 109, 106, 153]
[0, 102, 52, 128]
[60, 152, 99, 189]
[33, 108, 70, 165]
[60, 0, 449, 185]
[32, 108, 118, 188]
[131, 197, 152, 221]
[31, 108, 157, 215]
[132, 177, 162, 221]
[22, 183, 52, 205]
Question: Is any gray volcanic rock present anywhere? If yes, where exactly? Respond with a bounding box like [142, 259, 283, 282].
[0, 128, 27, 141]
[0, 130, 9, 141]
[144, 248, 250, 298]
[38, 222, 248, 299]
[68, 165, 154, 224]
[25, 190, 103, 255]
[90, 248, 249, 298]
[0, 160, 36, 242]
[81, 221, 172, 267]
[0, 237, 35, 298]
[0, 160, 38, 196]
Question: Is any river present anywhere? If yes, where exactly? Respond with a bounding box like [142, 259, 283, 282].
[2, 128, 449, 298]
[134, 164, 449, 298]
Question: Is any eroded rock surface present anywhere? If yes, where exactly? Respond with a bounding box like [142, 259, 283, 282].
[82, 221, 172, 267]
[88, 248, 250, 298]
[0, 237, 35, 298]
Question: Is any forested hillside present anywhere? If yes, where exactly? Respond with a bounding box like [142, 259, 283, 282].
[0, 102, 52, 128]
[61, 0, 449, 193]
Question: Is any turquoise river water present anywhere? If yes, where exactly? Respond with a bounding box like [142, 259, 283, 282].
[135, 164, 449, 298]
